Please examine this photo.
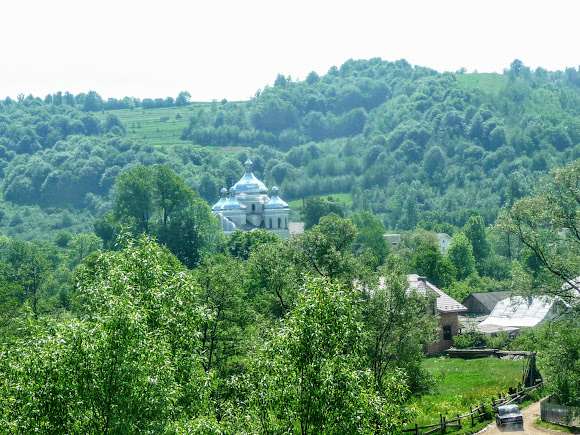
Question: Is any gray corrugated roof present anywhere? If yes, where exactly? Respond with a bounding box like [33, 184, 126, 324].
[462, 291, 510, 312]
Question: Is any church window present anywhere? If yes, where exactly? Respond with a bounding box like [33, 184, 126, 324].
[285, 218, 288, 228]
[269, 218, 272, 228]
[252, 204, 255, 212]
[278, 217, 281, 228]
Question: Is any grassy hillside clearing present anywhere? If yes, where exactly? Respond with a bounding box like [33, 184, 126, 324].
[456, 72, 508, 94]
[287, 193, 352, 212]
[97, 103, 246, 153]
[412, 357, 523, 426]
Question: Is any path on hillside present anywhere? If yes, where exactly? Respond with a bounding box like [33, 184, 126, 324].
[477, 399, 577, 434]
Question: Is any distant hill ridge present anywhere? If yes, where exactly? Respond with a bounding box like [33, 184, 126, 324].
[1, 58, 580, 240]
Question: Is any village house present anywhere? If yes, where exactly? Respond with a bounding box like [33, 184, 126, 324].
[379, 274, 467, 354]
[406, 275, 468, 354]
[437, 233, 451, 255]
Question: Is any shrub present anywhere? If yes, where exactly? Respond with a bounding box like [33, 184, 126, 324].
[453, 332, 486, 349]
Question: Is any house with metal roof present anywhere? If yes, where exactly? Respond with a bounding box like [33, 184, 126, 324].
[212, 159, 290, 238]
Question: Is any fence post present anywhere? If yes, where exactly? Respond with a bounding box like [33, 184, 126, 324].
[458, 414, 462, 429]
[443, 415, 447, 434]
[415, 423, 418, 435]
[471, 406, 474, 426]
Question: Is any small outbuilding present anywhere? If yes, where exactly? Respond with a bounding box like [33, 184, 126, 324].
[477, 296, 570, 336]
[462, 291, 510, 314]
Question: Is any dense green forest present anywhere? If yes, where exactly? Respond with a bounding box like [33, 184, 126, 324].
[3, 58, 580, 240]
[2, 58, 580, 432]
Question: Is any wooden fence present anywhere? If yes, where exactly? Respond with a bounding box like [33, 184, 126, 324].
[491, 382, 543, 409]
[402, 381, 543, 435]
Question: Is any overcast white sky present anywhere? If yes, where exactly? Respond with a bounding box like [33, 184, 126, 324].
[1, 0, 577, 102]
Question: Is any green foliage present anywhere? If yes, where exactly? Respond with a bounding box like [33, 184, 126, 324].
[412, 243, 457, 289]
[463, 215, 490, 265]
[486, 332, 510, 349]
[239, 277, 411, 434]
[67, 232, 102, 266]
[225, 228, 280, 260]
[54, 231, 73, 248]
[0, 236, 214, 432]
[364, 259, 438, 395]
[4, 59, 580, 241]
[538, 321, 580, 407]
[498, 160, 580, 405]
[191, 254, 251, 419]
[351, 211, 390, 268]
[498, 159, 580, 301]
[453, 332, 486, 349]
[455, 72, 509, 94]
[108, 164, 223, 267]
[0, 237, 51, 321]
[301, 195, 346, 229]
[447, 232, 477, 280]
[104, 113, 127, 135]
[114, 166, 155, 233]
[290, 214, 364, 285]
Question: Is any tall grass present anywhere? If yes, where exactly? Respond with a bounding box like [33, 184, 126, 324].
[411, 357, 524, 426]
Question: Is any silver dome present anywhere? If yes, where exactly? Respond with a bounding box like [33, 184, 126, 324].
[232, 159, 268, 195]
[265, 186, 289, 209]
[212, 188, 228, 211]
[221, 187, 246, 210]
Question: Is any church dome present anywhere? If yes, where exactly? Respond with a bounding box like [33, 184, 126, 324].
[212, 188, 228, 211]
[265, 186, 289, 209]
[221, 187, 246, 210]
[232, 159, 268, 195]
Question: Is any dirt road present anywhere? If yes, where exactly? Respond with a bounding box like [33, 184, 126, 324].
[477, 399, 576, 434]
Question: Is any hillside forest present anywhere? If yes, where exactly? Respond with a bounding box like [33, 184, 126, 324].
[1, 58, 580, 433]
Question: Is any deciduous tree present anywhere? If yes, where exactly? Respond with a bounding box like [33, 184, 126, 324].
[240, 277, 411, 434]
[447, 232, 476, 280]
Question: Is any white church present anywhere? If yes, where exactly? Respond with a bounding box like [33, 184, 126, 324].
[212, 159, 290, 238]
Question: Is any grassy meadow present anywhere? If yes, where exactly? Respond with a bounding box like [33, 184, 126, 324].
[456, 72, 508, 94]
[97, 103, 245, 154]
[99, 105, 199, 147]
[411, 357, 524, 427]
[288, 193, 352, 210]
